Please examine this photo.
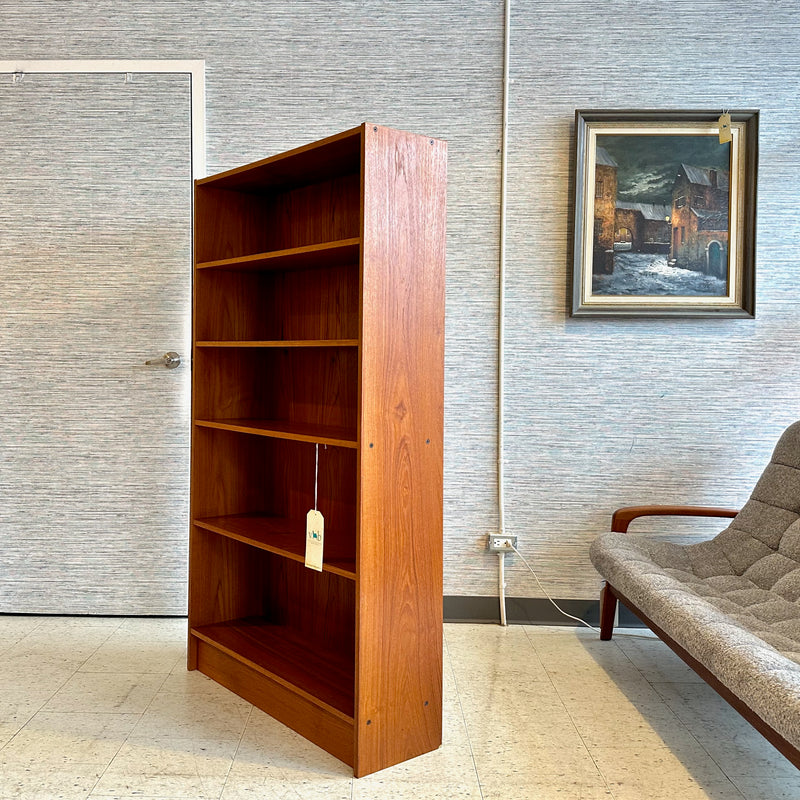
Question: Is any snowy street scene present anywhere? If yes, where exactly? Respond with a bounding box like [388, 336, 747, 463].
[587, 131, 732, 301]
[593, 251, 727, 296]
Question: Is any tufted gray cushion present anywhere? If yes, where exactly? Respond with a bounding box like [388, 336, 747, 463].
[590, 420, 800, 750]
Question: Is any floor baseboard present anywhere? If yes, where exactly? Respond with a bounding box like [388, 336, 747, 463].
[443, 595, 642, 627]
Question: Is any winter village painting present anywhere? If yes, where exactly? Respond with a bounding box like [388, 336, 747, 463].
[571, 111, 758, 317]
[592, 135, 730, 296]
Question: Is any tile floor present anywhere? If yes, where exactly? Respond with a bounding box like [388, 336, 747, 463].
[0, 616, 797, 800]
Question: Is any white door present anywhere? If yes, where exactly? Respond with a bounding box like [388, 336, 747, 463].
[0, 72, 193, 614]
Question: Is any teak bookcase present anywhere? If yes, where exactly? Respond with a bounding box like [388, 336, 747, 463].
[187, 124, 446, 777]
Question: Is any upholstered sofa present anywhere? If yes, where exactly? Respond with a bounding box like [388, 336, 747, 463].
[590, 420, 800, 767]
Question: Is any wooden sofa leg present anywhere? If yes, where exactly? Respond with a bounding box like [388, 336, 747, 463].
[600, 582, 617, 640]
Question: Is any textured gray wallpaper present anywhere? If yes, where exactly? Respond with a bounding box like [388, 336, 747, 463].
[2, 0, 799, 611]
[498, 0, 800, 599]
[0, 73, 192, 613]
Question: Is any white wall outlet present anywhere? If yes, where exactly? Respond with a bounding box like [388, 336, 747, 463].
[487, 534, 517, 552]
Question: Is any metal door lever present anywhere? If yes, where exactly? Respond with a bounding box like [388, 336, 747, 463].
[145, 352, 181, 369]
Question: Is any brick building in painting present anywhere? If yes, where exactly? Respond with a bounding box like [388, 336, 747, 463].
[670, 163, 729, 277]
[593, 146, 618, 274]
[614, 202, 671, 254]
[593, 147, 671, 274]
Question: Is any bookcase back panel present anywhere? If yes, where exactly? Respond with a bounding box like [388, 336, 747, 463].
[189, 528, 272, 626]
[263, 174, 361, 251]
[194, 347, 357, 430]
[196, 174, 361, 262]
[194, 263, 359, 342]
[191, 427, 356, 552]
[265, 556, 356, 660]
[195, 186, 273, 263]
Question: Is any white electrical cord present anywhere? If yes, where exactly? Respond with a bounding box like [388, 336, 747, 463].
[496, 0, 512, 628]
[509, 544, 656, 639]
[510, 545, 599, 633]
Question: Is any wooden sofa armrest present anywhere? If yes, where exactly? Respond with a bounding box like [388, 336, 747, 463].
[611, 505, 740, 533]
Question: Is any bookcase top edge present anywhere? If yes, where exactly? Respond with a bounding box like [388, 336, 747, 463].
[196, 124, 445, 189]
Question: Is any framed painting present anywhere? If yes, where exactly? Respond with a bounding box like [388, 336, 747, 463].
[571, 109, 758, 317]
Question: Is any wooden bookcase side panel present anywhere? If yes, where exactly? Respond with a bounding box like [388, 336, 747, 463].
[194, 263, 360, 342]
[191, 428, 357, 561]
[354, 126, 447, 777]
[195, 175, 361, 264]
[192, 346, 358, 434]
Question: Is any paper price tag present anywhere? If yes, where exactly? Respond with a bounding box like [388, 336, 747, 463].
[305, 509, 324, 572]
[718, 112, 732, 144]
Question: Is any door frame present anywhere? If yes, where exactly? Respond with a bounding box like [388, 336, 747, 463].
[0, 59, 205, 179]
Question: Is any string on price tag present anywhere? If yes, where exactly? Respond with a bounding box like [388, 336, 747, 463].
[305, 443, 325, 572]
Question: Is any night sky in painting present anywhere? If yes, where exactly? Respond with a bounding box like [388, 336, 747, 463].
[597, 135, 731, 204]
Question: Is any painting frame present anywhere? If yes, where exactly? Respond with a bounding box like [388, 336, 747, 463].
[570, 109, 759, 317]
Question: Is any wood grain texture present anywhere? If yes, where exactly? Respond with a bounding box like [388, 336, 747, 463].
[194, 514, 356, 579]
[194, 637, 355, 766]
[194, 264, 359, 341]
[189, 525, 356, 652]
[197, 171, 360, 259]
[194, 419, 357, 448]
[356, 125, 447, 776]
[193, 617, 355, 716]
[187, 526, 269, 628]
[196, 340, 359, 348]
[193, 346, 358, 431]
[198, 125, 362, 192]
[195, 185, 273, 262]
[191, 428, 357, 542]
[610, 505, 740, 534]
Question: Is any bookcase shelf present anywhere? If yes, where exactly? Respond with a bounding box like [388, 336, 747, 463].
[195, 238, 361, 273]
[194, 418, 358, 448]
[194, 514, 356, 580]
[188, 124, 446, 777]
[196, 340, 359, 348]
[191, 618, 356, 718]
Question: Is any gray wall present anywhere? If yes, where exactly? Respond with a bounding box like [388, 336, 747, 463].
[2, 0, 799, 606]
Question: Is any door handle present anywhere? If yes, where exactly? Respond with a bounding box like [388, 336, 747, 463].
[145, 352, 181, 369]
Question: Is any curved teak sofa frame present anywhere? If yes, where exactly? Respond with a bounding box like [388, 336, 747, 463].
[599, 504, 800, 770]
